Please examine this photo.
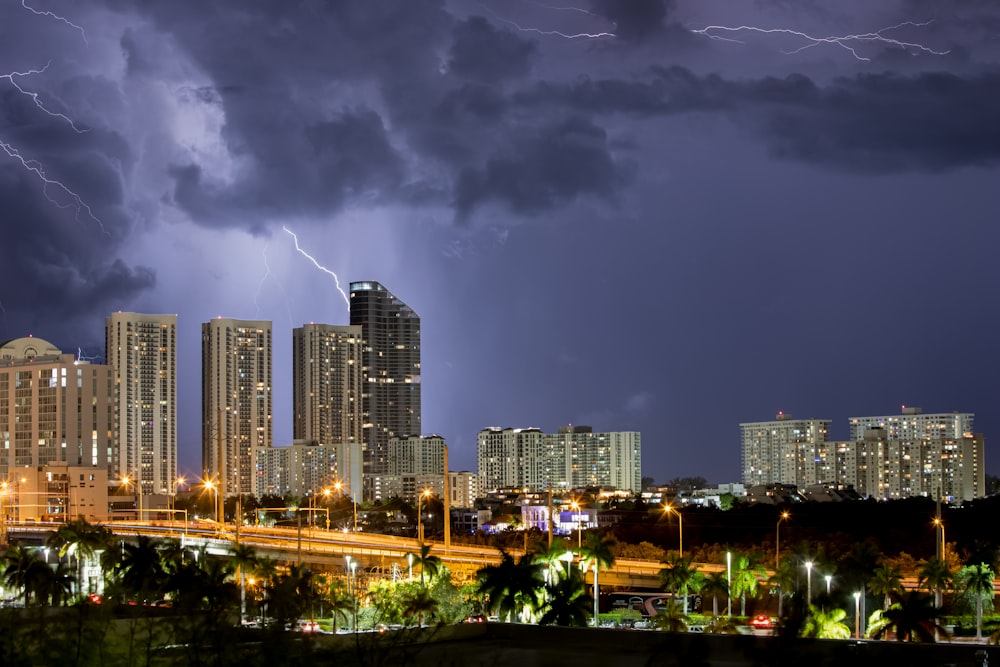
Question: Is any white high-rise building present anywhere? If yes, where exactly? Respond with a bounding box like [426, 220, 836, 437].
[741, 413, 830, 487]
[253, 440, 362, 501]
[105, 312, 177, 495]
[292, 323, 363, 447]
[477, 425, 642, 494]
[849, 407, 974, 442]
[202, 318, 272, 497]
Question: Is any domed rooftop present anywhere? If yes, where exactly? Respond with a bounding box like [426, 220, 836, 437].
[0, 336, 62, 362]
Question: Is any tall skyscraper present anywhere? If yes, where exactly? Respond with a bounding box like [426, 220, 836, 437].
[849, 406, 974, 442]
[202, 318, 272, 497]
[105, 312, 177, 495]
[292, 323, 363, 446]
[349, 281, 421, 489]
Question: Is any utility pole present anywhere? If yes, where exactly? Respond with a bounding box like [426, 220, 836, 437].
[547, 485, 553, 548]
[443, 444, 451, 552]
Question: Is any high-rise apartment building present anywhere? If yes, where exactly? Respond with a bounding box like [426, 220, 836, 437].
[105, 312, 177, 495]
[849, 407, 974, 442]
[0, 337, 113, 519]
[253, 440, 362, 501]
[477, 425, 642, 494]
[349, 281, 421, 492]
[202, 318, 272, 497]
[740, 414, 831, 488]
[292, 323, 363, 447]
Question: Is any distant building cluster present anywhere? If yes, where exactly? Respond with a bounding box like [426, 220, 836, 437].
[741, 407, 985, 502]
[0, 279, 643, 523]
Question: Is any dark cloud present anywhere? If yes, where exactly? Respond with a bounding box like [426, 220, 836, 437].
[589, 0, 671, 42]
[447, 16, 538, 82]
[513, 66, 1000, 172]
[452, 115, 625, 219]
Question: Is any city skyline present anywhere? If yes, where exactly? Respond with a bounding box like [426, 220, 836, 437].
[2, 1, 999, 486]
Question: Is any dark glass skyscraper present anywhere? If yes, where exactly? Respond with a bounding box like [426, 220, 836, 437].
[349, 281, 421, 487]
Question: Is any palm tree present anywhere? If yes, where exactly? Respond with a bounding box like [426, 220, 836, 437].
[730, 555, 765, 617]
[653, 599, 688, 633]
[659, 552, 703, 614]
[578, 531, 616, 625]
[868, 590, 948, 642]
[538, 564, 592, 627]
[400, 587, 439, 627]
[476, 550, 544, 623]
[768, 558, 798, 618]
[3, 545, 50, 606]
[958, 562, 995, 640]
[869, 563, 904, 610]
[406, 542, 442, 587]
[701, 571, 729, 617]
[801, 606, 851, 639]
[118, 536, 165, 602]
[229, 543, 259, 623]
[919, 557, 953, 609]
[47, 517, 112, 598]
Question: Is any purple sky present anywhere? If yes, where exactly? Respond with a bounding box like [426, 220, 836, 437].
[2, 0, 999, 485]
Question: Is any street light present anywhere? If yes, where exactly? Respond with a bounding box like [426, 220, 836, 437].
[825, 574, 832, 595]
[853, 591, 861, 639]
[933, 517, 946, 562]
[121, 474, 143, 522]
[408, 552, 414, 582]
[663, 504, 683, 558]
[775, 511, 790, 570]
[203, 479, 219, 525]
[805, 561, 813, 607]
[570, 501, 584, 551]
[416, 489, 431, 543]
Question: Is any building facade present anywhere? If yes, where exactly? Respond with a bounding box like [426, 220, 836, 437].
[740, 413, 831, 488]
[202, 318, 272, 497]
[253, 440, 362, 500]
[477, 425, 642, 494]
[105, 312, 178, 496]
[349, 281, 421, 493]
[292, 323, 363, 447]
[449, 471, 479, 509]
[0, 337, 113, 519]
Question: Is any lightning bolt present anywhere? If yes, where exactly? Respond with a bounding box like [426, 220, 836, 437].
[2, 64, 87, 132]
[282, 225, 350, 308]
[20, 0, 88, 46]
[693, 20, 949, 62]
[254, 243, 296, 327]
[479, 3, 615, 39]
[1, 5, 106, 234]
[76, 347, 102, 363]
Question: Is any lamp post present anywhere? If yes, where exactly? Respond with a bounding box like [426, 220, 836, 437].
[805, 561, 813, 607]
[570, 501, 584, 551]
[408, 552, 413, 582]
[204, 479, 219, 525]
[854, 591, 861, 639]
[775, 511, 789, 570]
[664, 504, 683, 558]
[825, 574, 832, 595]
[416, 489, 431, 543]
[726, 551, 732, 618]
[933, 517, 946, 563]
[122, 474, 143, 522]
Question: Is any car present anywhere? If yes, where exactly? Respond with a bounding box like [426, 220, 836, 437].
[465, 614, 487, 623]
[749, 614, 774, 630]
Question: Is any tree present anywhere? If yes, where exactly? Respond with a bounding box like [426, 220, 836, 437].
[538, 564, 592, 627]
[229, 542, 259, 623]
[801, 606, 851, 639]
[653, 599, 688, 633]
[869, 563, 904, 610]
[4, 545, 52, 607]
[958, 562, 995, 640]
[768, 557, 798, 618]
[578, 531, 616, 625]
[400, 586, 439, 627]
[868, 590, 948, 642]
[476, 550, 544, 623]
[730, 555, 765, 617]
[47, 517, 112, 598]
[659, 552, 703, 615]
[406, 542, 442, 587]
[700, 571, 728, 618]
[918, 557, 953, 609]
[117, 536, 165, 602]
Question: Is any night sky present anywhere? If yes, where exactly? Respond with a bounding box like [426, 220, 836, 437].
[2, 0, 999, 486]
